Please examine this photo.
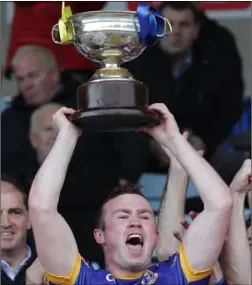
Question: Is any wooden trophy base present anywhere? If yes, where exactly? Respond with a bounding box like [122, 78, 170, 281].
[69, 79, 158, 132]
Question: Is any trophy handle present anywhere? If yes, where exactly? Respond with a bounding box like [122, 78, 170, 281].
[163, 17, 172, 36]
[156, 16, 172, 37]
[51, 22, 74, 45]
[51, 1, 74, 45]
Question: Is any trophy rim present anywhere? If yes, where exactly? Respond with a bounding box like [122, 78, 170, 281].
[70, 10, 137, 20]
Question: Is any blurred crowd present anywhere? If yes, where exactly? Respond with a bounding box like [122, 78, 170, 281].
[1, 2, 251, 285]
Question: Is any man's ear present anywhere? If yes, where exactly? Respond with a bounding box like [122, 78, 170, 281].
[94, 228, 105, 245]
[29, 130, 38, 150]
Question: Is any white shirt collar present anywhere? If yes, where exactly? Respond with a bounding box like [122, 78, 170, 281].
[1, 245, 32, 281]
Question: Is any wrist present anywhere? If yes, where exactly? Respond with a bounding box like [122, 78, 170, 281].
[59, 126, 79, 141]
[230, 190, 246, 202]
[162, 133, 184, 156]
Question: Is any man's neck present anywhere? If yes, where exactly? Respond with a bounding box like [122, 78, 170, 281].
[2, 246, 28, 271]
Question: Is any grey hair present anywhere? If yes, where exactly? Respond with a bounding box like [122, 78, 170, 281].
[30, 103, 63, 132]
[11, 45, 57, 70]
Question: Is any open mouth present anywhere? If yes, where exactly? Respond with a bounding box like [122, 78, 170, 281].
[126, 234, 143, 246]
[126, 234, 144, 256]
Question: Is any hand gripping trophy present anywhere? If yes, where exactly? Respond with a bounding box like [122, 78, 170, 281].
[52, 2, 172, 131]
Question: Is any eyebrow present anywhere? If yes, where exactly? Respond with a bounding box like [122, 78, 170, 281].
[9, 207, 24, 213]
[1, 207, 24, 213]
[112, 208, 154, 216]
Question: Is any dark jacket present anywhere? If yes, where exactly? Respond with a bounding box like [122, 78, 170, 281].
[1, 237, 37, 285]
[1, 78, 77, 176]
[125, 13, 244, 160]
[2, 77, 149, 204]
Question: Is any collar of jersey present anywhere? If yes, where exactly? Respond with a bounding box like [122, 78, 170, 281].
[113, 272, 144, 280]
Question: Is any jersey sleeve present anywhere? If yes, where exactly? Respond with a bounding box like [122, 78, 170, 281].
[157, 242, 213, 285]
[45, 253, 93, 285]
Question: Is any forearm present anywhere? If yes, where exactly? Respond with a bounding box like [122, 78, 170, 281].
[29, 127, 78, 212]
[157, 160, 188, 260]
[161, 134, 231, 211]
[222, 192, 251, 284]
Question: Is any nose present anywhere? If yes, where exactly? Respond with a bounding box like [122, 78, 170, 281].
[128, 216, 142, 228]
[1, 213, 12, 228]
[171, 23, 180, 36]
[20, 79, 33, 92]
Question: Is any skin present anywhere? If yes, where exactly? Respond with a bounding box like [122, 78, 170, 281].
[14, 52, 60, 105]
[222, 159, 251, 284]
[159, 7, 199, 58]
[94, 194, 158, 275]
[29, 103, 232, 278]
[1, 181, 31, 270]
[29, 104, 62, 163]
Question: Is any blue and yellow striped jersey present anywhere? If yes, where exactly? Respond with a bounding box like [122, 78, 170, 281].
[45, 243, 212, 285]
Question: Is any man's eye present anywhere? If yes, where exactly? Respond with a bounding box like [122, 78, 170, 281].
[119, 215, 128, 219]
[11, 210, 21, 215]
[141, 216, 150, 220]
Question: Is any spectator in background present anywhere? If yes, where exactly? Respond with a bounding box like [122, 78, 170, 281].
[1, 45, 78, 176]
[4, 1, 106, 82]
[211, 97, 251, 186]
[125, 1, 244, 171]
[1, 174, 45, 285]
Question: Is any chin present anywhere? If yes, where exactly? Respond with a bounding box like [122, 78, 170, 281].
[1, 243, 15, 251]
[126, 258, 148, 272]
[123, 249, 151, 271]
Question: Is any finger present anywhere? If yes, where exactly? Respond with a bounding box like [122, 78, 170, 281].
[58, 107, 76, 115]
[248, 174, 251, 183]
[182, 131, 189, 141]
[147, 103, 170, 120]
[173, 230, 182, 242]
[189, 211, 198, 220]
[243, 159, 251, 167]
[180, 220, 190, 229]
[198, 150, 204, 156]
[136, 126, 151, 134]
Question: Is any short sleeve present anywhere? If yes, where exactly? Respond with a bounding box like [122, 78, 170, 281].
[45, 253, 92, 285]
[156, 243, 213, 285]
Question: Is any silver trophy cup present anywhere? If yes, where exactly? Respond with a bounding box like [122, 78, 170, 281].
[52, 6, 171, 131]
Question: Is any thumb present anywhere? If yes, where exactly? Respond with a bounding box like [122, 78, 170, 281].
[136, 126, 153, 136]
[182, 131, 189, 141]
[198, 150, 204, 156]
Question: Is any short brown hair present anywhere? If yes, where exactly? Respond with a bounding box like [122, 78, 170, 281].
[1, 173, 29, 209]
[159, 1, 201, 23]
[95, 184, 146, 230]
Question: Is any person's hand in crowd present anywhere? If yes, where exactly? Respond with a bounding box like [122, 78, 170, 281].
[52, 107, 82, 138]
[173, 211, 224, 285]
[230, 159, 251, 193]
[149, 130, 204, 168]
[149, 132, 190, 168]
[26, 258, 47, 285]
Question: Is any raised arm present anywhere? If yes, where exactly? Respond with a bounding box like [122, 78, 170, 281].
[140, 103, 232, 271]
[28, 107, 81, 276]
[222, 159, 251, 284]
[156, 133, 190, 261]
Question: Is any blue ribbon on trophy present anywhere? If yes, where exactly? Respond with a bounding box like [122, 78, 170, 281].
[137, 4, 172, 46]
